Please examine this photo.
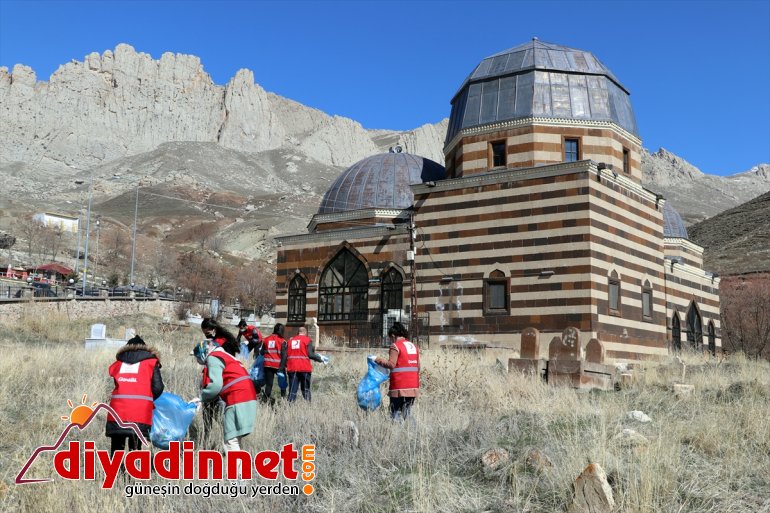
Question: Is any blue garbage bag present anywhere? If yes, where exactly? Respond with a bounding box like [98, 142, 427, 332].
[250, 354, 265, 387]
[357, 357, 390, 411]
[277, 371, 288, 391]
[150, 392, 197, 449]
[239, 342, 250, 361]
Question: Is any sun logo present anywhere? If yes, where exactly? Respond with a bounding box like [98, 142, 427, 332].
[61, 394, 98, 427]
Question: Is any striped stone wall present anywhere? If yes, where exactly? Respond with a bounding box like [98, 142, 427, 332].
[664, 238, 705, 268]
[446, 119, 641, 183]
[664, 261, 721, 351]
[412, 160, 667, 360]
[276, 229, 411, 338]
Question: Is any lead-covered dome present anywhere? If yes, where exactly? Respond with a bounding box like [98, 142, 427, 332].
[662, 202, 688, 239]
[318, 152, 446, 214]
[446, 39, 638, 145]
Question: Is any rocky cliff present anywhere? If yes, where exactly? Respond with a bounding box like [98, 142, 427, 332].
[0, 44, 446, 175]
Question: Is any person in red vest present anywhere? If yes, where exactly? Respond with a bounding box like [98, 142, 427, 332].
[375, 322, 420, 420]
[106, 335, 164, 455]
[194, 318, 257, 453]
[286, 327, 327, 402]
[260, 323, 288, 404]
[237, 319, 263, 356]
[197, 318, 236, 442]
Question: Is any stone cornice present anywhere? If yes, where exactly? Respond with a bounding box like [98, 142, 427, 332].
[307, 208, 409, 232]
[277, 225, 409, 246]
[444, 116, 643, 156]
[412, 159, 659, 205]
[664, 237, 705, 255]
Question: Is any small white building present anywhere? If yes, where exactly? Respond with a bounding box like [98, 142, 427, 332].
[33, 212, 79, 233]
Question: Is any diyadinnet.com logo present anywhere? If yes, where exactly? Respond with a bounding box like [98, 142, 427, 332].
[16, 394, 317, 497]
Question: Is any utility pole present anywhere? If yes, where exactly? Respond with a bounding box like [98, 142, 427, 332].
[130, 186, 139, 285]
[94, 216, 101, 284]
[81, 175, 94, 295]
[408, 210, 419, 342]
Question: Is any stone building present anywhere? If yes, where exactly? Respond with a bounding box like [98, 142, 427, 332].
[275, 39, 720, 361]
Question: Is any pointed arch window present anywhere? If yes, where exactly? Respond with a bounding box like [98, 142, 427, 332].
[708, 321, 716, 356]
[484, 269, 510, 315]
[672, 312, 682, 352]
[288, 275, 307, 324]
[318, 249, 368, 322]
[380, 268, 403, 315]
[687, 303, 703, 350]
[641, 280, 653, 321]
[608, 270, 621, 315]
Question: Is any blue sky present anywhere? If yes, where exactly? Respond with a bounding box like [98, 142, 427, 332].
[1, 0, 768, 176]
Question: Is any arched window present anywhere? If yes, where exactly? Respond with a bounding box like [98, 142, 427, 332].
[672, 312, 681, 352]
[608, 270, 621, 315]
[687, 302, 703, 350]
[641, 280, 653, 320]
[318, 249, 368, 322]
[484, 269, 509, 315]
[380, 268, 403, 315]
[288, 275, 307, 324]
[708, 321, 716, 356]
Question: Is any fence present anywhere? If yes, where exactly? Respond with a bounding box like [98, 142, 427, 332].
[342, 312, 431, 349]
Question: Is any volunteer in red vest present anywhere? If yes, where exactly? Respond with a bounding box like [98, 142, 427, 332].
[237, 319, 263, 356]
[375, 322, 420, 420]
[196, 318, 241, 443]
[194, 319, 257, 453]
[106, 335, 164, 455]
[286, 327, 328, 402]
[260, 323, 288, 404]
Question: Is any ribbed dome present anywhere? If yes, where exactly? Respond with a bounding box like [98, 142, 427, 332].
[318, 153, 446, 214]
[662, 202, 688, 239]
[446, 39, 638, 145]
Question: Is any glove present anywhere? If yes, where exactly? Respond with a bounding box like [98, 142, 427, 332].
[189, 397, 202, 412]
[321, 355, 330, 365]
[367, 355, 377, 363]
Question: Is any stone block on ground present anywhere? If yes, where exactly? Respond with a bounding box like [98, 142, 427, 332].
[508, 358, 548, 380]
[481, 448, 509, 472]
[672, 383, 695, 398]
[626, 410, 651, 423]
[567, 463, 615, 513]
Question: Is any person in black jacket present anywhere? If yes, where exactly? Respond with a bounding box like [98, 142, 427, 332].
[105, 335, 164, 454]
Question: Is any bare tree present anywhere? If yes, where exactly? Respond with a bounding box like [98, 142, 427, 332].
[236, 261, 276, 315]
[144, 241, 177, 291]
[720, 274, 770, 360]
[14, 214, 44, 261]
[40, 224, 66, 262]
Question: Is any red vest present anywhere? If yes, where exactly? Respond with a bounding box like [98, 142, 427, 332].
[390, 338, 420, 391]
[286, 335, 312, 373]
[262, 334, 284, 369]
[244, 326, 262, 344]
[108, 358, 157, 425]
[212, 336, 226, 347]
[202, 348, 257, 405]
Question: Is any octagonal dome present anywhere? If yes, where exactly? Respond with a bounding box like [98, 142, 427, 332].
[446, 39, 638, 145]
[662, 202, 688, 239]
[318, 152, 446, 215]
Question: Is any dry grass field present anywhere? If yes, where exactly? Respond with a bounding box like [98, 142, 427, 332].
[1, 308, 769, 513]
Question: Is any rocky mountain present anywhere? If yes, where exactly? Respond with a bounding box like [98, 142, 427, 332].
[0, 44, 446, 175]
[688, 191, 770, 274]
[642, 149, 770, 225]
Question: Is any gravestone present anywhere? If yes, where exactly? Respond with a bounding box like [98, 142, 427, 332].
[585, 338, 605, 364]
[560, 327, 582, 359]
[90, 324, 106, 340]
[520, 327, 540, 359]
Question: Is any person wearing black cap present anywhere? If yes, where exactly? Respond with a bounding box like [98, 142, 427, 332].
[105, 335, 164, 455]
